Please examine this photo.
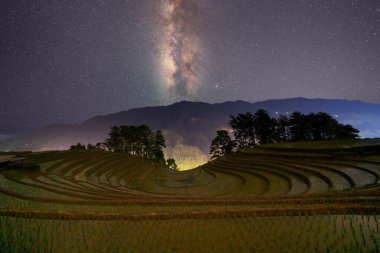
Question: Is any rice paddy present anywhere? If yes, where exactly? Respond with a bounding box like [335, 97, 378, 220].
[0, 140, 379, 252]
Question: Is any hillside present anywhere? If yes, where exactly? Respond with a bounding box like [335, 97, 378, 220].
[1, 98, 380, 169]
[0, 140, 379, 252]
[1, 139, 380, 200]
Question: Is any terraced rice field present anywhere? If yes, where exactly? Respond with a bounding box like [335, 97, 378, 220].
[1, 140, 380, 252]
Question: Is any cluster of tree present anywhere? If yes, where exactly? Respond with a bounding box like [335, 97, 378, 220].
[69, 125, 178, 169]
[210, 109, 359, 159]
[69, 143, 103, 150]
[105, 125, 166, 164]
[70, 143, 94, 150]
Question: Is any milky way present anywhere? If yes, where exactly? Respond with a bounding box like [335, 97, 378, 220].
[159, 0, 202, 101]
[1, 1, 380, 134]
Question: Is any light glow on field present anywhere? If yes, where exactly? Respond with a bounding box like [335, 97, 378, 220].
[165, 143, 208, 170]
[176, 158, 207, 171]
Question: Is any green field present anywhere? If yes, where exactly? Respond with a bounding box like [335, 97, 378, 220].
[1, 140, 380, 252]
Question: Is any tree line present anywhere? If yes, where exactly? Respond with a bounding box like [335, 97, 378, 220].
[70, 125, 177, 167]
[105, 125, 166, 164]
[210, 109, 359, 159]
[69, 143, 98, 150]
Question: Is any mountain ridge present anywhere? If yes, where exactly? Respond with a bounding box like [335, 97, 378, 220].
[1, 97, 380, 169]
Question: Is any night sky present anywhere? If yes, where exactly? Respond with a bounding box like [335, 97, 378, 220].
[1, 0, 380, 134]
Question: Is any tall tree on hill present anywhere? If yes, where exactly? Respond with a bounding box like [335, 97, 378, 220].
[275, 114, 291, 142]
[138, 125, 154, 158]
[253, 109, 275, 144]
[107, 126, 123, 152]
[307, 112, 337, 140]
[152, 130, 166, 164]
[119, 125, 132, 153]
[209, 130, 234, 160]
[229, 112, 256, 148]
[336, 123, 360, 139]
[289, 111, 309, 141]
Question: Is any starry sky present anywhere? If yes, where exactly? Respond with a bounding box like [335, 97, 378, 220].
[1, 0, 380, 134]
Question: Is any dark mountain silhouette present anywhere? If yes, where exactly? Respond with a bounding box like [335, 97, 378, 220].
[1, 98, 380, 167]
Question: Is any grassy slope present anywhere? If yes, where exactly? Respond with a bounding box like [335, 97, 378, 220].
[0, 141, 379, 203]
[0, 140, 380, 252]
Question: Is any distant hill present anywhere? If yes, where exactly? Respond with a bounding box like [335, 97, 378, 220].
[1, 98, 380, 168]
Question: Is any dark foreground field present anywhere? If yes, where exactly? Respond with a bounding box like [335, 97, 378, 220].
[1, 140, 380, 252]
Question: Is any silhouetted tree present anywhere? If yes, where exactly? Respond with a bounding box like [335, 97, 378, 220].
[213, 109, 359, 155]
[69, 143, 86, 150]
[107, 126, 123, 152]
[336, 123, 360, 139]
[209, 130, 234, 160]
[151, 130, 166, 164]
[307, 112, 337, 140]
[275, 114, 291, 142]
[86, 143, 96, 150]
[137, 125, 154, 158]
[105, 125, 167, 163]
[166, 158, 177, 170]
[289, 111, 309, 141]
[229, 112, 256, 148]
[253, 109, 276, 144]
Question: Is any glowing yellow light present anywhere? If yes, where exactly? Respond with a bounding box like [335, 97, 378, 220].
[165, 143, 209, 171]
